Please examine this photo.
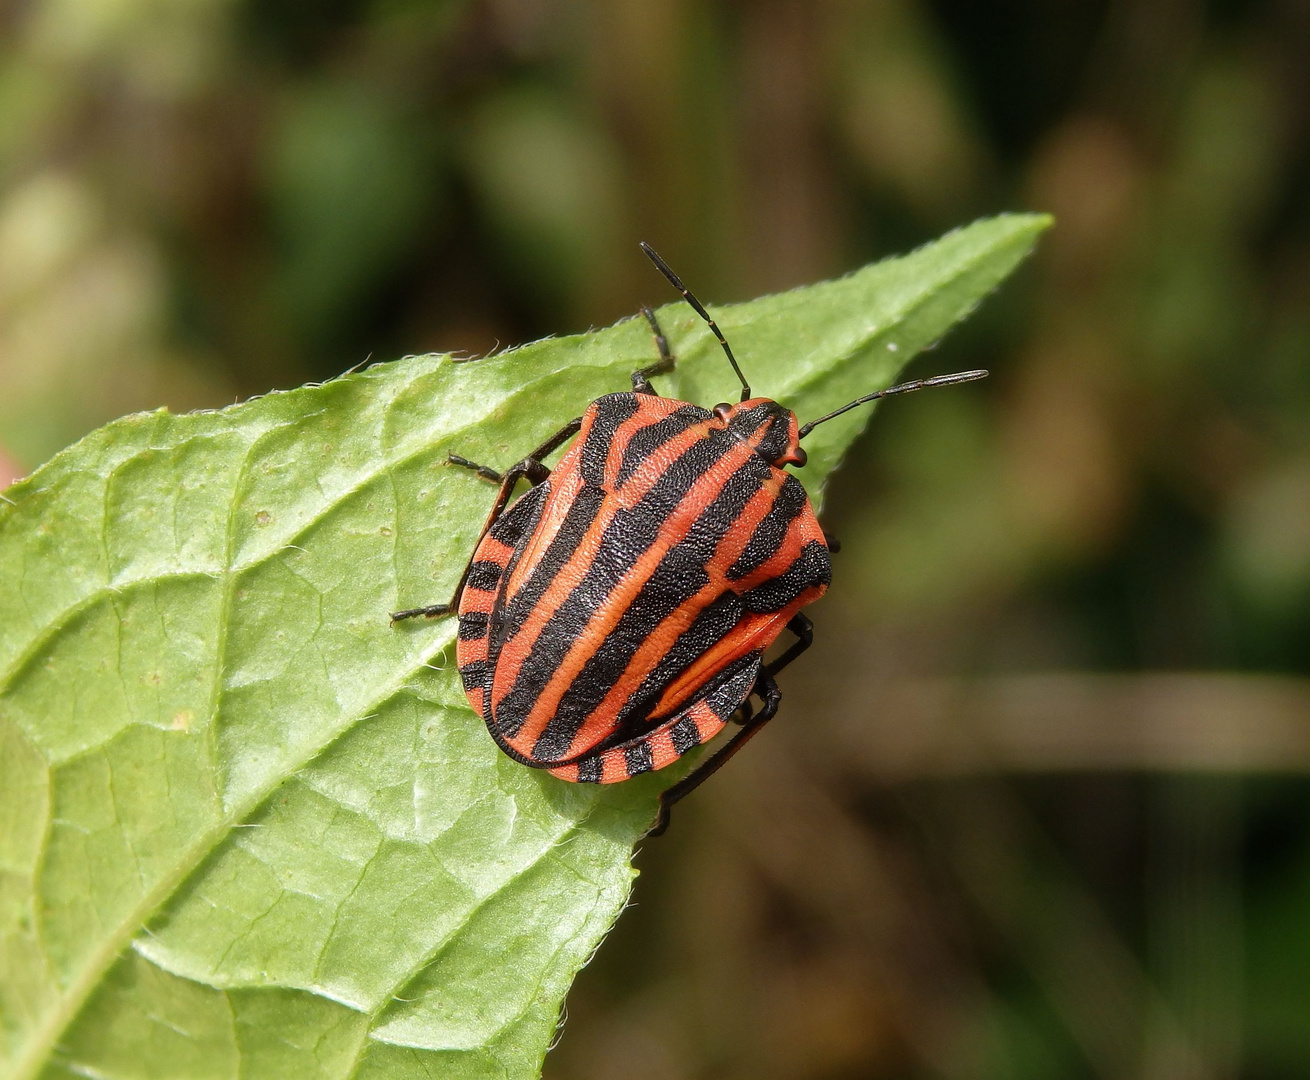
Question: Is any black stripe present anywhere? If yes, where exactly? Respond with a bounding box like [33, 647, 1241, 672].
[755, 411, 794, 465]
[705, 657, 760, 718]
[616, 405, 709, 486]
[671, 714, 701, 754]
[488, 481, 549, 548]
[460, 660, 490, 692]
[537, 458, 768, 755]
[496, 427, 741, 754]
[466, 561, 504, 592]
[727, 403, 774, 438]
[740, 540, 831, 613]
[498, 485, 606, 649]
[579, 394, 640, 486]
[489, 510, 525, 546]
[625, 741, 655, 776]
[727, 475, 808, 580]
[484, 484, 549, 650]
[457, 611, 489, 640]
[577, 756, 603, 783]
[611, 591, 744, 733]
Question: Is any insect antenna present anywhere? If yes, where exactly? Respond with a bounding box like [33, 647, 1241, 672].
[797, 369, 989, 439]
[641, 242, 752, 402]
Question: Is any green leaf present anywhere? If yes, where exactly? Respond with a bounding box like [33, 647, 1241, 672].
[0, 213, 1050, 1080]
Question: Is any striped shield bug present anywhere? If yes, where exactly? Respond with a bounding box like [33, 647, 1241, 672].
[393, 243, 986, 834]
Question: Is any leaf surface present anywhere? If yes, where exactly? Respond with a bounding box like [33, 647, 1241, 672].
[0, 214, 1050, 1080]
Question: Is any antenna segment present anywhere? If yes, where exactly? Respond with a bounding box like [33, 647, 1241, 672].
[797, 369, 989, 439]
[641, 242, 751, 402]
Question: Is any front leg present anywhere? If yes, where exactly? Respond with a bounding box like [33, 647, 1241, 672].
[631, 306, 677, 395]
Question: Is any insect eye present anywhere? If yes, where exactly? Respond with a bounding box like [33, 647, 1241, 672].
[713, 403, 733, 421]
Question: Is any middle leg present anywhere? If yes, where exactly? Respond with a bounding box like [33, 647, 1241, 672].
[444, 414, 584, 486]
[390, 416, 582, 623]
[767, 612, 814, 678]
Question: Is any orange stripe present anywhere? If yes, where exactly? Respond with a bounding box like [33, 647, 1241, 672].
[692, 700, 727, 743]
[731, 507, 828, 594]
[474, 535, 516, 567]
[490, 417, 726, 740]
[504, 436, 758, 756]
[459, 587, 497, 615]
[462, 685, 486, 717]
[559, 476, 786, 757]
[495, 399, 605, 608]
[455, 634, 488, 667]
[499, 461, 585, 606]
[600, 752, 629, 784]
[548, 698, 731, 785]
[648, 728, 678, 771]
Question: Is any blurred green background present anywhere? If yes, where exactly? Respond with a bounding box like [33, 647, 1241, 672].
[3, 0, 1309, 1076]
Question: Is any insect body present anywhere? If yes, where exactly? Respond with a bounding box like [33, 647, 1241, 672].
[394, 244, 985, 833]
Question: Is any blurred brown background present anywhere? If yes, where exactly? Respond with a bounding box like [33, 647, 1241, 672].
[3, 0, 1310, 1076]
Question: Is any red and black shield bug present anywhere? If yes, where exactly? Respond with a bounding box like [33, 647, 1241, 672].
[393, 244, 986, 834]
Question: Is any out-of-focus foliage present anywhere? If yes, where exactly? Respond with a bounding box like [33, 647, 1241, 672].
[1, 0, 1309, 1078]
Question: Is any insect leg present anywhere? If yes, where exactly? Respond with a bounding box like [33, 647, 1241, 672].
[766, 612, 814, 678]
[390, 465, 533, 622]
[447, 453, 503, 484]
[630, 306, 676, 395]
[648, 666, 782, 837]
[445, 415, 584, 486]
[526, 416, 585, 463]
[390, 417, 583, 624]
[721, 614, 810, 723]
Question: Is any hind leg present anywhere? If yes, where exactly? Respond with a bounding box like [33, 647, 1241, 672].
[647, 667, 781, 837]
[649, 615, 813, 834]
[543, 655, 778, 838]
